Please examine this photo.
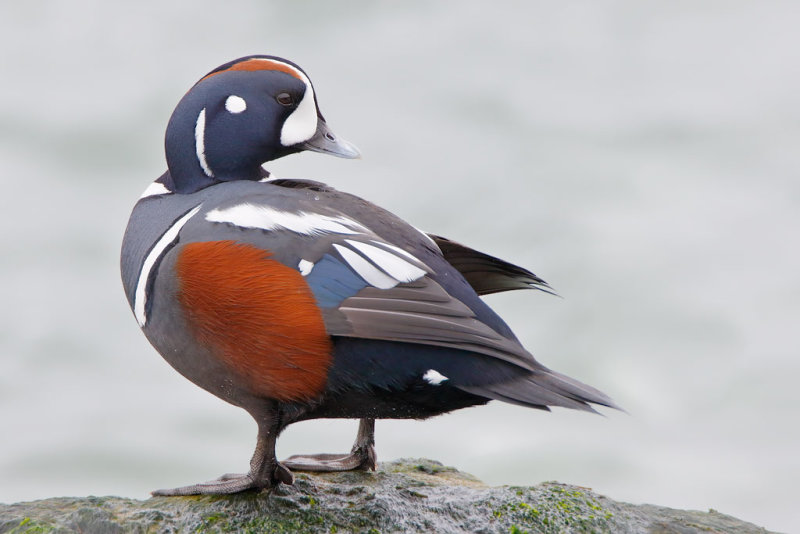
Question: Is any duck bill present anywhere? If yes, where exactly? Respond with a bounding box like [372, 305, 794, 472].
[300, 120, 361, 159]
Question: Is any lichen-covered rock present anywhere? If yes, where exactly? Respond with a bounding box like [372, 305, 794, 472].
[0, 459, 775, 534]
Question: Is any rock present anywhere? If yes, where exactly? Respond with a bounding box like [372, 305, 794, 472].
[0, 459, 776, 534]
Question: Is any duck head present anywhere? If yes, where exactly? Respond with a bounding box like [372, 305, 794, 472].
[164, 55, 359, 193]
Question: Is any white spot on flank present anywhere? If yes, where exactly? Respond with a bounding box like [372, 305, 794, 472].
[139, 181, 171, 199]
[225, 95, 247, 114]
[280, 75, 318, 147]
[423, 369, 448, 385]
[134, 205, 202, 327]
[205, 204, 367, 236]
[195, 108, 214, 178]
[344, 240, 426, 283]
[333, 244, 397, 289]
[298, 259, 314, 276]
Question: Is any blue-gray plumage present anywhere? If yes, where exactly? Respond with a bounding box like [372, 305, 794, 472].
[120, 54, 619, 496]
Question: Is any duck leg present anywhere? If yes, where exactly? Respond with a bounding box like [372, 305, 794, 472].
[152, 408, 293, 496]
[283, 418, 377, 472]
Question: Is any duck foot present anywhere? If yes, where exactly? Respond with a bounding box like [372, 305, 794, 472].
[283, 418, 377, 472]
[151, 463, 294, 496]
[152, 411, 294, 496]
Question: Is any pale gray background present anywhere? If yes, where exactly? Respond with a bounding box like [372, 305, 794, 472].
[1, 1, 798, 532]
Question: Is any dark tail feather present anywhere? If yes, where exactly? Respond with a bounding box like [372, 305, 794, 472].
[458, 368, 621, 414]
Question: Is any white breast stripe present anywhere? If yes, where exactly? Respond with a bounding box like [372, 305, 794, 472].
[333, 244, 397, 289]
[280, 70, 318, 146]
[344, 240, 426, 283]
[134, 205, 202, 327]
[195, 108, 214, 178]
[206, 204, 367, 236]
[423, 369, 449, 385]
[139, 182, 171, 199]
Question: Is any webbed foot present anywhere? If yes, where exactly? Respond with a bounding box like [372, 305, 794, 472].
[283, 418, 377, 472]
[151, 462, 294, 496]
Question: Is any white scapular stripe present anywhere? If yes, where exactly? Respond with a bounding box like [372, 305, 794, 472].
[423, 369, 449, 385]
[345, 239, 426, 282]
[298, 259, 314, 276]
[413, 225, 440, 251]
[134, 205, 202, 327]
[225, 95, 247, 114]
[370, 240, 428, 267]
[139, 181, 171, 199]
[333, 244, 397, 289]
[280, 74, 318, 146]
[205, 203, 367, 236]
[195, 108, 214, 177]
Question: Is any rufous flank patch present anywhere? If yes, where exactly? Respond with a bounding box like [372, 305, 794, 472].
[176, 240, 332, 402]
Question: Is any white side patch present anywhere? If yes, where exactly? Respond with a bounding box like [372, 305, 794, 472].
[194, 108, 214, 177]
[298, 259, 314, 276]
[206, 203, 367, 236]
[280, 82, 318, 146]
[423, 369, 449, 385]
[225, 95, 247, 114]
[134, 205, 202, 327]
[139, 182, 171, 199]
[344, 239, 426, 282]
[333, 244, 397, 289]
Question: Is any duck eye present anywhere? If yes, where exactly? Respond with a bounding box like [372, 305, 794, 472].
[276, 92, 294, 106]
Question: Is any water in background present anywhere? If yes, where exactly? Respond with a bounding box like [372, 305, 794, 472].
[1, 1, 798, 532]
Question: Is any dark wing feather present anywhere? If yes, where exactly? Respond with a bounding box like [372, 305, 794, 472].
[323, 279, 539, 372]
[429, 234, 555, 296]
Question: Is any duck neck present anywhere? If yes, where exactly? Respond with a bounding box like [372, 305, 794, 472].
[164, 99, 267, 194]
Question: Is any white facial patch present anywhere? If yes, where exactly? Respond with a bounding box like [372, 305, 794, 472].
[423, 369, 449, 385]
[194, 108, 214, 177]
[280, 75, 318, 147]
[205, 203, 367, 236]
[134, 205, 202, 327]
[225, 95, 247, 114]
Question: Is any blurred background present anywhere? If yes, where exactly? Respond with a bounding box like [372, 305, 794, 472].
[1, 1, 798, 532]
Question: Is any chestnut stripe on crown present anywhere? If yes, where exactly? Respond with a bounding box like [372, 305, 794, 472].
[200, 58, 304, 83]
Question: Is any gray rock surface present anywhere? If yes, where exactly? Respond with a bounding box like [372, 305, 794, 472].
[0, 459, 777, 534]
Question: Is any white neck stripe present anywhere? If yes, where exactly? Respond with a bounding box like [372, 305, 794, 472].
[194, 108, 214, 178]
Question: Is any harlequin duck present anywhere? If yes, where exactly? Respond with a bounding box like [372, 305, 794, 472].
[120, 55, 618, 496]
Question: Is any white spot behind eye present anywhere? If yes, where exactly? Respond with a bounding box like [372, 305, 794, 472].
[225, 95, 247, 114]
